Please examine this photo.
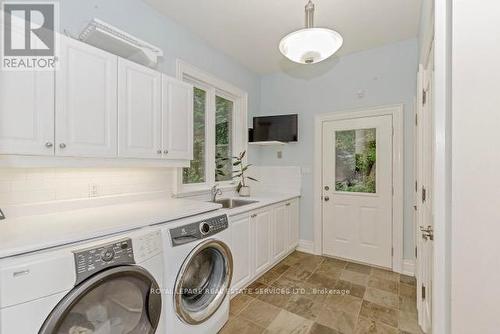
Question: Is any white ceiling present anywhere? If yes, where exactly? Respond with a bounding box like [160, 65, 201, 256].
[144, 0, 422, 74]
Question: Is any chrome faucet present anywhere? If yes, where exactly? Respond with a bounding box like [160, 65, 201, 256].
[210, 184, 223, 202]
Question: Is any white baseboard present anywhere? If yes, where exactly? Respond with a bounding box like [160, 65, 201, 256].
[402, 259, 415, 276]
[297, 240, 315, 254]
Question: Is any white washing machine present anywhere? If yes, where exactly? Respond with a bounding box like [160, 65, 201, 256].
[160, 212, 233, 334]
[0, 228, 165, 334]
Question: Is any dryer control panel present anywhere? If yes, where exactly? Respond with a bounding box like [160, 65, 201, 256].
[73, 238, 134, 284]
[170, 214, 228, 247]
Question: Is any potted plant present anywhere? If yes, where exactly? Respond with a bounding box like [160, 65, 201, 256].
[231, 151, 257, 197]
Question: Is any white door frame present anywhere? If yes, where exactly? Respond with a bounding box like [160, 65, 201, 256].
[313, 104, 405, 273]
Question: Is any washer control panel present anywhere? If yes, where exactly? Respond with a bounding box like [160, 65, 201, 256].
[73, 238, 134, 284]
[170, 214, 228, 247]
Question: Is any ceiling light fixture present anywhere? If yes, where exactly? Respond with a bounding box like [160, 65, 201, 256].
[279, 0, 343, 65]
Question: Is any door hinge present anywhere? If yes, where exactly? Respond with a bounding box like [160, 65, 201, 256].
[422, 187, 427, 203]
[392, 186, 394, 196]
[415, 246, 418, 258]
[422, 285, 426, 300]
[415, 181, 418, 192]
[415, 113, 418, 126]
[422, 90, 427, 105]
[391, 247, 394, 257]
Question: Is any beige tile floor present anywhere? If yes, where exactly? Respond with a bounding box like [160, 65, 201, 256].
[220, 251, 422, 334]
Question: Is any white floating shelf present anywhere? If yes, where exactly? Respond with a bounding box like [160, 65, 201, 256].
[248, 141, 286, 146]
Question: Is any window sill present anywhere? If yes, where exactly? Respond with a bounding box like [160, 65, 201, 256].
[174, 183, 237, 198]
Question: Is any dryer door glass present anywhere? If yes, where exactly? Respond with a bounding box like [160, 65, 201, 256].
[39, 266, 162, 334]
[175, 239, 233, 325]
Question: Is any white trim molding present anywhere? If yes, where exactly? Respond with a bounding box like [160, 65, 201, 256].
[402, 259, 416, 277]
[312, 104, 405, 273]
[297, 240, 315, 254]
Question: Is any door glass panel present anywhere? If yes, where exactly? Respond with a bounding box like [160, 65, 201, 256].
[335, 128, 376, 193]
[180, 246, 226, 313]
[55, 276, 152, 334]
[215, 96, 233, 182]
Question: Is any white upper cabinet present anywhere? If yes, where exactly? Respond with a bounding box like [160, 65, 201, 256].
[0, 69, 55, 156]
[118, 58, 162, 159]
[162, 76, 193, 160]
[56, 37, 118, 157]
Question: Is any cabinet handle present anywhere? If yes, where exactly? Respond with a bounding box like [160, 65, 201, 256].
[59, 143, 66, 149]
[45, 142, 53, 148]
[163, 150, 169, 154]
[286, 203, 291, 206]
[157, 149, 162, 154]
[251, 214, 257, 218]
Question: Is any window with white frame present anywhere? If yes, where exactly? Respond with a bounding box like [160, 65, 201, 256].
[177, 61, 247, 192]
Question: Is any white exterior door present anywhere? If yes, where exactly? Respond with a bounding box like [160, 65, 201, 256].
[0, 69, 54, 156]
[253, 210, 272, 276]
[230, 215, 253, 291]
[162, 76, 193, 160]
[56, 37, 118, 157]
[118, 59, 162, 159]
[322, 115, 393, 268]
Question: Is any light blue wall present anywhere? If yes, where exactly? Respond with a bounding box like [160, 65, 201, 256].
[53, 0, 261, 118]
[252, 39, 418, 259]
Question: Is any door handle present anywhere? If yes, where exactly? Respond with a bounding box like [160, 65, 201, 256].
[324, 196, 330, 202]
[420, 225, 434, 241]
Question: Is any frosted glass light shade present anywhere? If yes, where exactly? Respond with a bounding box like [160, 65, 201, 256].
[279, 28, 343, 64]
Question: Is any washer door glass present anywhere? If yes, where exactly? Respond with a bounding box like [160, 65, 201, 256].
[175, 239, 233, 325]
[39, 266, 162, 334]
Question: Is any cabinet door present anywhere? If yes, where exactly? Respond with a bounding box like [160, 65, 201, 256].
[273, 204, 289, 261]
[118, 59, 162, 158]
[253, 210, 272, 276]
[0, 70, 54, 156]
[56, 37, 118, 157]
[230, 215, 253, 291]
[162, 76, 193, 160]
[288, 199, 300, 250]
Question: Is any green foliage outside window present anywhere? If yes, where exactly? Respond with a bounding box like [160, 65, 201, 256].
[335, 129, 376, 193]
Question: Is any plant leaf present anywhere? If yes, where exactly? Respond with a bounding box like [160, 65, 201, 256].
[247, 176, 259, 182]
[233, 161, 241, 166]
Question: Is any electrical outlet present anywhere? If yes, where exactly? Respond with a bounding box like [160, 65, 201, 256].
[89, 184, 99, 198]
[277, 151, 283, 159]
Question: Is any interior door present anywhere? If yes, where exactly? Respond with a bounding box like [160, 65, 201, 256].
[416, 45, 434, 333]
[322, 115, 393, 268]
[162, 76, 193, 160]
[56, 36, 118, 157]
[118, 58, 162, 159]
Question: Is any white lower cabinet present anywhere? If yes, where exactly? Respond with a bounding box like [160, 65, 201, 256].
[272, 203, 289, 262]
[253, 209, 272, 277]
[229, 198, 300, 292]
[230, 215, 253, 292]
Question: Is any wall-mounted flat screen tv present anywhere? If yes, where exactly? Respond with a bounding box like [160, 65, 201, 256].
[251, 114, 298, 143]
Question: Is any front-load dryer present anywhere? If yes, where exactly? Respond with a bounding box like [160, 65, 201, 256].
[160, 212, 233, 334]
[0, 228, 165, 334]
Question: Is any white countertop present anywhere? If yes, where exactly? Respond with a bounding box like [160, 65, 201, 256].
[0, 192, 300, 259]
[220, 192, 301, 217]
[0, 197, 221, 259]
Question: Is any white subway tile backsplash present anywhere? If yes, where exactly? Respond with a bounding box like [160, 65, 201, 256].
[0, 168, 176, 205]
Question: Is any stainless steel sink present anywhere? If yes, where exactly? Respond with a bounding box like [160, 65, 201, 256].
[213, 198, 258, 209]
